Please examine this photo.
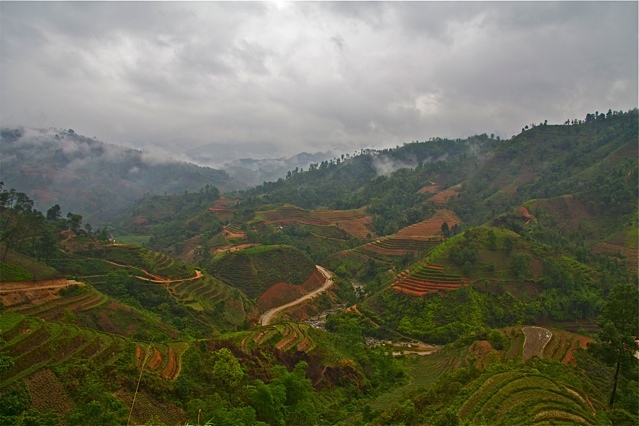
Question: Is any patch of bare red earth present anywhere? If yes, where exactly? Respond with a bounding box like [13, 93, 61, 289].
[161, 347, 180, 380]
[257, 267, 324, 313]
[264, 209, 374, 240]
[417, 182, 439, 194]
[0, 279, 73, 308]
[426, 184, 461, 205]
[275, 330, 299, 351]
[393, 209, 462, 238]
[330, 216, 374, 240]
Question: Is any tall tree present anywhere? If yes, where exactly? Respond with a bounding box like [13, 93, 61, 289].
[594, 284, 639, 407]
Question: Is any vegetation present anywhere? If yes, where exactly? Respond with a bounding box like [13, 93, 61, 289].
[0, 108, 637, 424]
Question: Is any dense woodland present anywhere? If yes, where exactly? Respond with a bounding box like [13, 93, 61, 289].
[0, 109, 637, 425]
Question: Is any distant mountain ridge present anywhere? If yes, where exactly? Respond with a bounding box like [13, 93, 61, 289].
[0, 127, 247, 225]
[223, 151, 334, 187]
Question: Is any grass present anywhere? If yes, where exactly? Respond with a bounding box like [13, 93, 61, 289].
[114, 235, 152, 246]
[0, 312, 26, 333]
[1, 250, 62, 281]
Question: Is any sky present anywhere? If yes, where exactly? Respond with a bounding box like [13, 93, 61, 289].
[1, 1, 637, 165]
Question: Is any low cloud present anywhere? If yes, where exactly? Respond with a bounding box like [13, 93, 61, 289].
[1, 2, 636, 161]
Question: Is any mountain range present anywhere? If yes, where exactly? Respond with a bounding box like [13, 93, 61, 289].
[0, 108, 637, 425]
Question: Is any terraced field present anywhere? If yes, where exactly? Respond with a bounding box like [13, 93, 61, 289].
[135, 341, 190, 380]
[0, 315, 135, 389]
[394, 209, 462, 238]
[101, 244, 195, 279]
[592, 241, 638, 273]
[4, 288, 109, 321]
[393, 265, 468, 296]
[166, 275, 234, 312]
[238, 322, 317, 354]
[426, 184, 462, 205]
[359, 237, 439, 256]
[255, 206, 373, 239]
[371, 346, 465, 410]
[492, 326, 593, 366]
[457, 370, 597, 425]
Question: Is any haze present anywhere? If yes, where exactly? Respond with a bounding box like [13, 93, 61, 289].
[1, 1, 637, 164]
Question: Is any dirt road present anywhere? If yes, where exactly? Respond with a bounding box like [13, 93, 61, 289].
[260, 265, 334, 326]
[0, 279, 84, 293]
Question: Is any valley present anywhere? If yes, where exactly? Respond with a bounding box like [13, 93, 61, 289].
[0, 109, 637, 425]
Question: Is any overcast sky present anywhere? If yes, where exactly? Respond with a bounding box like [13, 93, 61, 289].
[1, 1, 637, 164]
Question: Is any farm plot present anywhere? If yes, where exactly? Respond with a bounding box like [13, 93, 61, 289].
[393, 265, 468, 296]
[240, 322, 316, 354]
[371, 346, 460, 411]
[136, 342, 186, 380]
[0, 320, 134, 389]
[458, 371, 597, 425]
[258, 206, 373, 240]
[426, 184, 461, 205]
[394, 209, 462, 238]
[359, 238, 439, 256]
[592, 242, 638, 272]
[6, 289, 109, 322]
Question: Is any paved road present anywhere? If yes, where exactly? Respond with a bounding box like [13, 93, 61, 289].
[260, 265, 334, 326]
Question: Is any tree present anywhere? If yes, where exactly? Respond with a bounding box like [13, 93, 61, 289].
[593, 284, 639, 407]
[509, 253, 531, 281]
[441, 222, 450, 238]
[504, 236, 514, 254]
[212, 348, 244, 395]
[46, 204, 62, 221]
[487, 230, 497, 250]
[66, 212, 83, 233]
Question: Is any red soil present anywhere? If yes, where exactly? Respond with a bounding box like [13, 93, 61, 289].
[417, 183, 439, 194]
[331, 216, 374, 240]
[297, 337, 312, 352]
[275, 330, 298, 351]
[518, 206, 532, 220]
[161, 347, 179, 380]
[360, 244, 412, 256]
[135, 346, 145, 367]
[257, 267, 324, 312]
[427, 185, 461, 204]
[147, 348, 163, 371]
[394, 209, 462, 238]
[562, 334, 593, 366]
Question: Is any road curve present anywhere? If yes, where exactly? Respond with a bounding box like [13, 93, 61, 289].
[260, 265, 335, 326]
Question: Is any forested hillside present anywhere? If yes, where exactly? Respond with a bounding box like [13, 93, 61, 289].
[1, 109, 637, 425]
[0, 127, 246, 224]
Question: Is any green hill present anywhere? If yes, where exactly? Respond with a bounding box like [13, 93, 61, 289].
[205, 245, 316, 299]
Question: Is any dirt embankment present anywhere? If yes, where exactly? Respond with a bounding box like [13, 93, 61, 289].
[259, 265, 334, 326]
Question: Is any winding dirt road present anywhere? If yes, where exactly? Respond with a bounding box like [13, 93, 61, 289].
[260, 265, 334, 326]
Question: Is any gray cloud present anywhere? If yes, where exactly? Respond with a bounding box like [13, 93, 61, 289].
[1, 1, 636, 164]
